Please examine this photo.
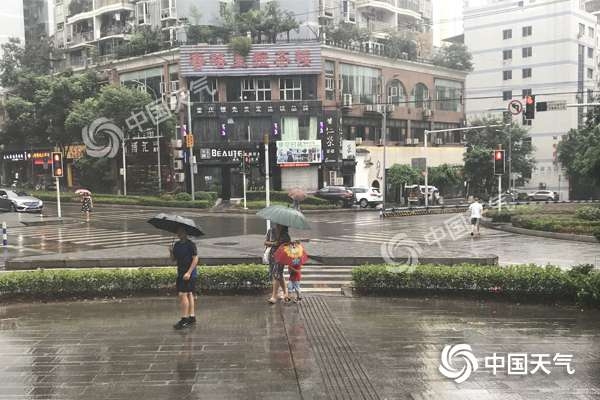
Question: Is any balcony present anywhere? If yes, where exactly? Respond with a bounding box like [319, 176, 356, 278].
[100, 24, 131, 38]
[67, 31, 94, 46]
[356, 0, 421, 18]
[161, 7, 177, 20]
[359, 20, 396, 34]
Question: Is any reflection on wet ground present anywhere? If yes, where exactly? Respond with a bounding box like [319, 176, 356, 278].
[0, 296, 598, 399]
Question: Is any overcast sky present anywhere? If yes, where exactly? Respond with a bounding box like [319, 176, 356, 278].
[433, 0, 464, 45]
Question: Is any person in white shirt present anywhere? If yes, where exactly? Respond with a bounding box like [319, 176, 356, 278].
[468, 197, 483, 236]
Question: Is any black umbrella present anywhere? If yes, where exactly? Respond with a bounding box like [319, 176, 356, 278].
[147, 213, 204, 237]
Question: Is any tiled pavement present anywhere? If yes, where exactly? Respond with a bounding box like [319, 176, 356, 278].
[0, 296, 599, 400]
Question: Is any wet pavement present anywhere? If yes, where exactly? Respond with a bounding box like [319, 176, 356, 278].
[1, 203, 599, 268]
[0, 296, 599, 399]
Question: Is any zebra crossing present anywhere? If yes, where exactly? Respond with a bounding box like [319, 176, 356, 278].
[7, 224, 172, 249]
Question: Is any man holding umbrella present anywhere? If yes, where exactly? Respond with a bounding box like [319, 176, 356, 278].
[148, 214, 203, 330]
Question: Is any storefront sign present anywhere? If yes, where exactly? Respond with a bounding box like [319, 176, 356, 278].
[2, 152, 31, 162]
[342, 140, 356, 160]
[181, 42, 322, 77]
[276, 140, 322, 166]
[195, 101, 320, 117]
[322, 113, 340, 163]
[67, 145, 86, 160]
[198, 144, 261, 163]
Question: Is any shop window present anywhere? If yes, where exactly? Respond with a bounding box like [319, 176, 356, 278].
[280, 78, 302, 101]
[325, 60, 335, 101]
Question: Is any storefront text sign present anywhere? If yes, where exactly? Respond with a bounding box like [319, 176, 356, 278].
[276, 140, 322, 166]
[181, 42, 322, 77]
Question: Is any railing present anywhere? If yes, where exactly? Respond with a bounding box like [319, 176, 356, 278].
[95, 0, 133, 9]
[356, 0, 396, 7]
[100, 24, 130, 37]
[68, 31, 94, 45]
[359, 20, 396, 33]
[356, 0, 420, 13]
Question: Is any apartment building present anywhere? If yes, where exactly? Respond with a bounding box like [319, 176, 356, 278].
[464, 0, 599, 199]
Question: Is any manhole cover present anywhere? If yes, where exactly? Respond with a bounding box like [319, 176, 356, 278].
[212, 242, 239, 246]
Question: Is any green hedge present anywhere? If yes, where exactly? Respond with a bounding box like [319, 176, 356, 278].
[243, 200, 339, 210]
[33, 192, 212, 209]
[352, 264, 600, 306]
[576, 206, 600, 221]
[511, 215, 600, 235]
[0, 265, 269, 301]
[245, 191, 331, 206]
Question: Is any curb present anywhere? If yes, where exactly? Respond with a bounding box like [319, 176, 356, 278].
[4, 255, 499, 270]
[481, 219, 599, 243]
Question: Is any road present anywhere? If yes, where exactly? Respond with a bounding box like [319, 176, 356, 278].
[0, 203, 598, 268]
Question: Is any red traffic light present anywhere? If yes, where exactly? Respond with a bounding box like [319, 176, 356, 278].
[495, 150, 504, 160]
[526, 96, 534, 105]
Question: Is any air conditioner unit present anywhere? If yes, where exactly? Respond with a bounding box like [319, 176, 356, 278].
[423, 109, 433, 119]
[171, 139, 182, 148]
[173, 160, 183, 171]
[355, 137, 363, 145]
[169, 94, 178, 111]
[172, 149, 184, 159]
[174, 173, 185, 183]
[406, 138, 413, 145]
[436, 138, 443, 145]
[342, 93, 353, 107]
[413, 138, 420, 144]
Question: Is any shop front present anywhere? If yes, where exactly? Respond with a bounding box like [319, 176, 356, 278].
[1, 150, 55, 189]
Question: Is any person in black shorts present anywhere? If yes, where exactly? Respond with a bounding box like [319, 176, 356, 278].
[170, 227, 199, 330]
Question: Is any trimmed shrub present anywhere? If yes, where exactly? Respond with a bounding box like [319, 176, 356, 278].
[174, 192, 193, 201]
[576, 206, 600, 221]
[352, 264, 600, 307]
[0, 265, 269, 301]
[486, 209, 513, 222]
[194, 191, 218, 203]
[160, 193, 175, 201]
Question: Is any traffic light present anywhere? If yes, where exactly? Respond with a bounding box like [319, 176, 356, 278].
[51, 152, 63, 178]
[493, 150, 505, 175]
[524, 95, 535, 119]
[185, 134, 194, 149]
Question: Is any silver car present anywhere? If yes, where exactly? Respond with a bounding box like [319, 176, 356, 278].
[0, 189, 44, 212]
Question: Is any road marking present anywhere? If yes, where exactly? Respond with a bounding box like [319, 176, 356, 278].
[72, 233, 164, 244]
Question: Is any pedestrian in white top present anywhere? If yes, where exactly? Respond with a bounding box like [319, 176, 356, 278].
[468, 197, 483, 236]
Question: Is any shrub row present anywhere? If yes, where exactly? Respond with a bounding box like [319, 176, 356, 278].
[0, 265, 269, 301]
[33, 192, 212, 209]
[576, 206, 600, 221]
[243, 200, 339, 210]
[511, 215, 600, 235]
[245, 191, 331, 206]
[352, 264, 600, 307]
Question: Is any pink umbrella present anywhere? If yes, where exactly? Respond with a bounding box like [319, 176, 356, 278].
[288, 188, 306, 202]
[75, 189, 91, 196]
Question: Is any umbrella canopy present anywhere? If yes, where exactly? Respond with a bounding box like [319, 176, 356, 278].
[288, 187, 306, 202]
[147, 213, 204, 237]
[75, 189, 91, 195]
[256, 205, 311, 230]
[274, 242, 308, 267]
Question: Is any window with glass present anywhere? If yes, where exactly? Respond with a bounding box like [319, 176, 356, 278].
[412, 83, 430, 109]
[588, 47, 594, 58]
[522, 68, 532, 78]
[388, 79, 407, 106]
[280, 78, 302, 101]
[241, 78, 256, 101]
[579, 23, 585, 36]
[522, 26, 532, 37]
[503, 70, 512, 80]
[503, 29, 512, 40]
[587, 68, 594, 79]
[589, 26, 594, 37]
[241, 78, 271, 101]
[340, 63, 380, 104]
[503, 50, 512, 60]
[503, 90, 512, 101]
[435, 79, 462, 112]
[57, 22, 64, 31]
[522, 88, 532, 98]
[325, 61, 335, 101]
[522, 47, 532, 58]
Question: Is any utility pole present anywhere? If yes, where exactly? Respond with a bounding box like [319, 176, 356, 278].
[186, 90, 195, 201]
[264, 133, 271, 230]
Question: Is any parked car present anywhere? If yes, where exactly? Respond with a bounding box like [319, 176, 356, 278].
[315, 186, 354, 207]
[351, 187, 383, 208]
[527, 190, 558, 201]
[0, 189, 43, 212]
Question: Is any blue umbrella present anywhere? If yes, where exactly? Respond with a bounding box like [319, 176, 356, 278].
[256, 205, 311, 230]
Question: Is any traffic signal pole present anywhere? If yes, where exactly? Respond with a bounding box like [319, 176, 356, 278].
[187, 90, 195, 201]
[56, 177, 61, 219]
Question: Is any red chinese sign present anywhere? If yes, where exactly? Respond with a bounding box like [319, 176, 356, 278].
[187, 48, 315, 72]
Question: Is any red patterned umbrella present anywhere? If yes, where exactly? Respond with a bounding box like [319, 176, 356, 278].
[274, 241, 308, 267]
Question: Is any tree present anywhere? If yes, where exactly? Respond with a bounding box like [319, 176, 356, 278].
[428, 164, 463, 197]
[116, 26, 161, 59]
[463, 117, 534, 198]
[0, 37, 52, 87]
[73, 156, 114, 193]
[557, 127, 600, 199]
[387, 164, 421, 203]
[323, 21, 370, 48]
[382, 30, 418, 61]
[432, 43, 473, 71]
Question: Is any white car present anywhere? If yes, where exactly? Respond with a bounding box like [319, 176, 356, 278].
[0, 189, 44, 213]
[351, 187, 383, 208]
[527, 190, 558, 201]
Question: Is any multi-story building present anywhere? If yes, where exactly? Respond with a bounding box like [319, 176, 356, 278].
[24, 0, 53, 44]
[0, 2, 25, 58]
[464, 0, 599, 200]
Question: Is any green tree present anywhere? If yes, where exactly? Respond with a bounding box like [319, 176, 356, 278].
[116, 26, 161, 59]
[387, 164, 421, 203]
[558, 127, 600, 199]
[432, 43, 473, 71]
[428, 164, 463, 197]
[463, 117, 534, 198]
[323, 21, 370, 48]
[382, 31, 418, 61]
[73, 156, 114, 193]
[0, 37, 52, 87]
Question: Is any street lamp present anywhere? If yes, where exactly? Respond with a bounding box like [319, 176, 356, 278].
[130, 79, 162, 193]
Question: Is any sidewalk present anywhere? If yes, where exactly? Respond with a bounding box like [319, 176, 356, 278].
[4, 234, 498, 269]
[0, 295, 597, 400]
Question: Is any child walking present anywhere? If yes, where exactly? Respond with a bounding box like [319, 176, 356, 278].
[286, 263, 303, 303]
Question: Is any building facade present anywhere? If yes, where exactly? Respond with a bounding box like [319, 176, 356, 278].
[464, 0, 599, 200]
